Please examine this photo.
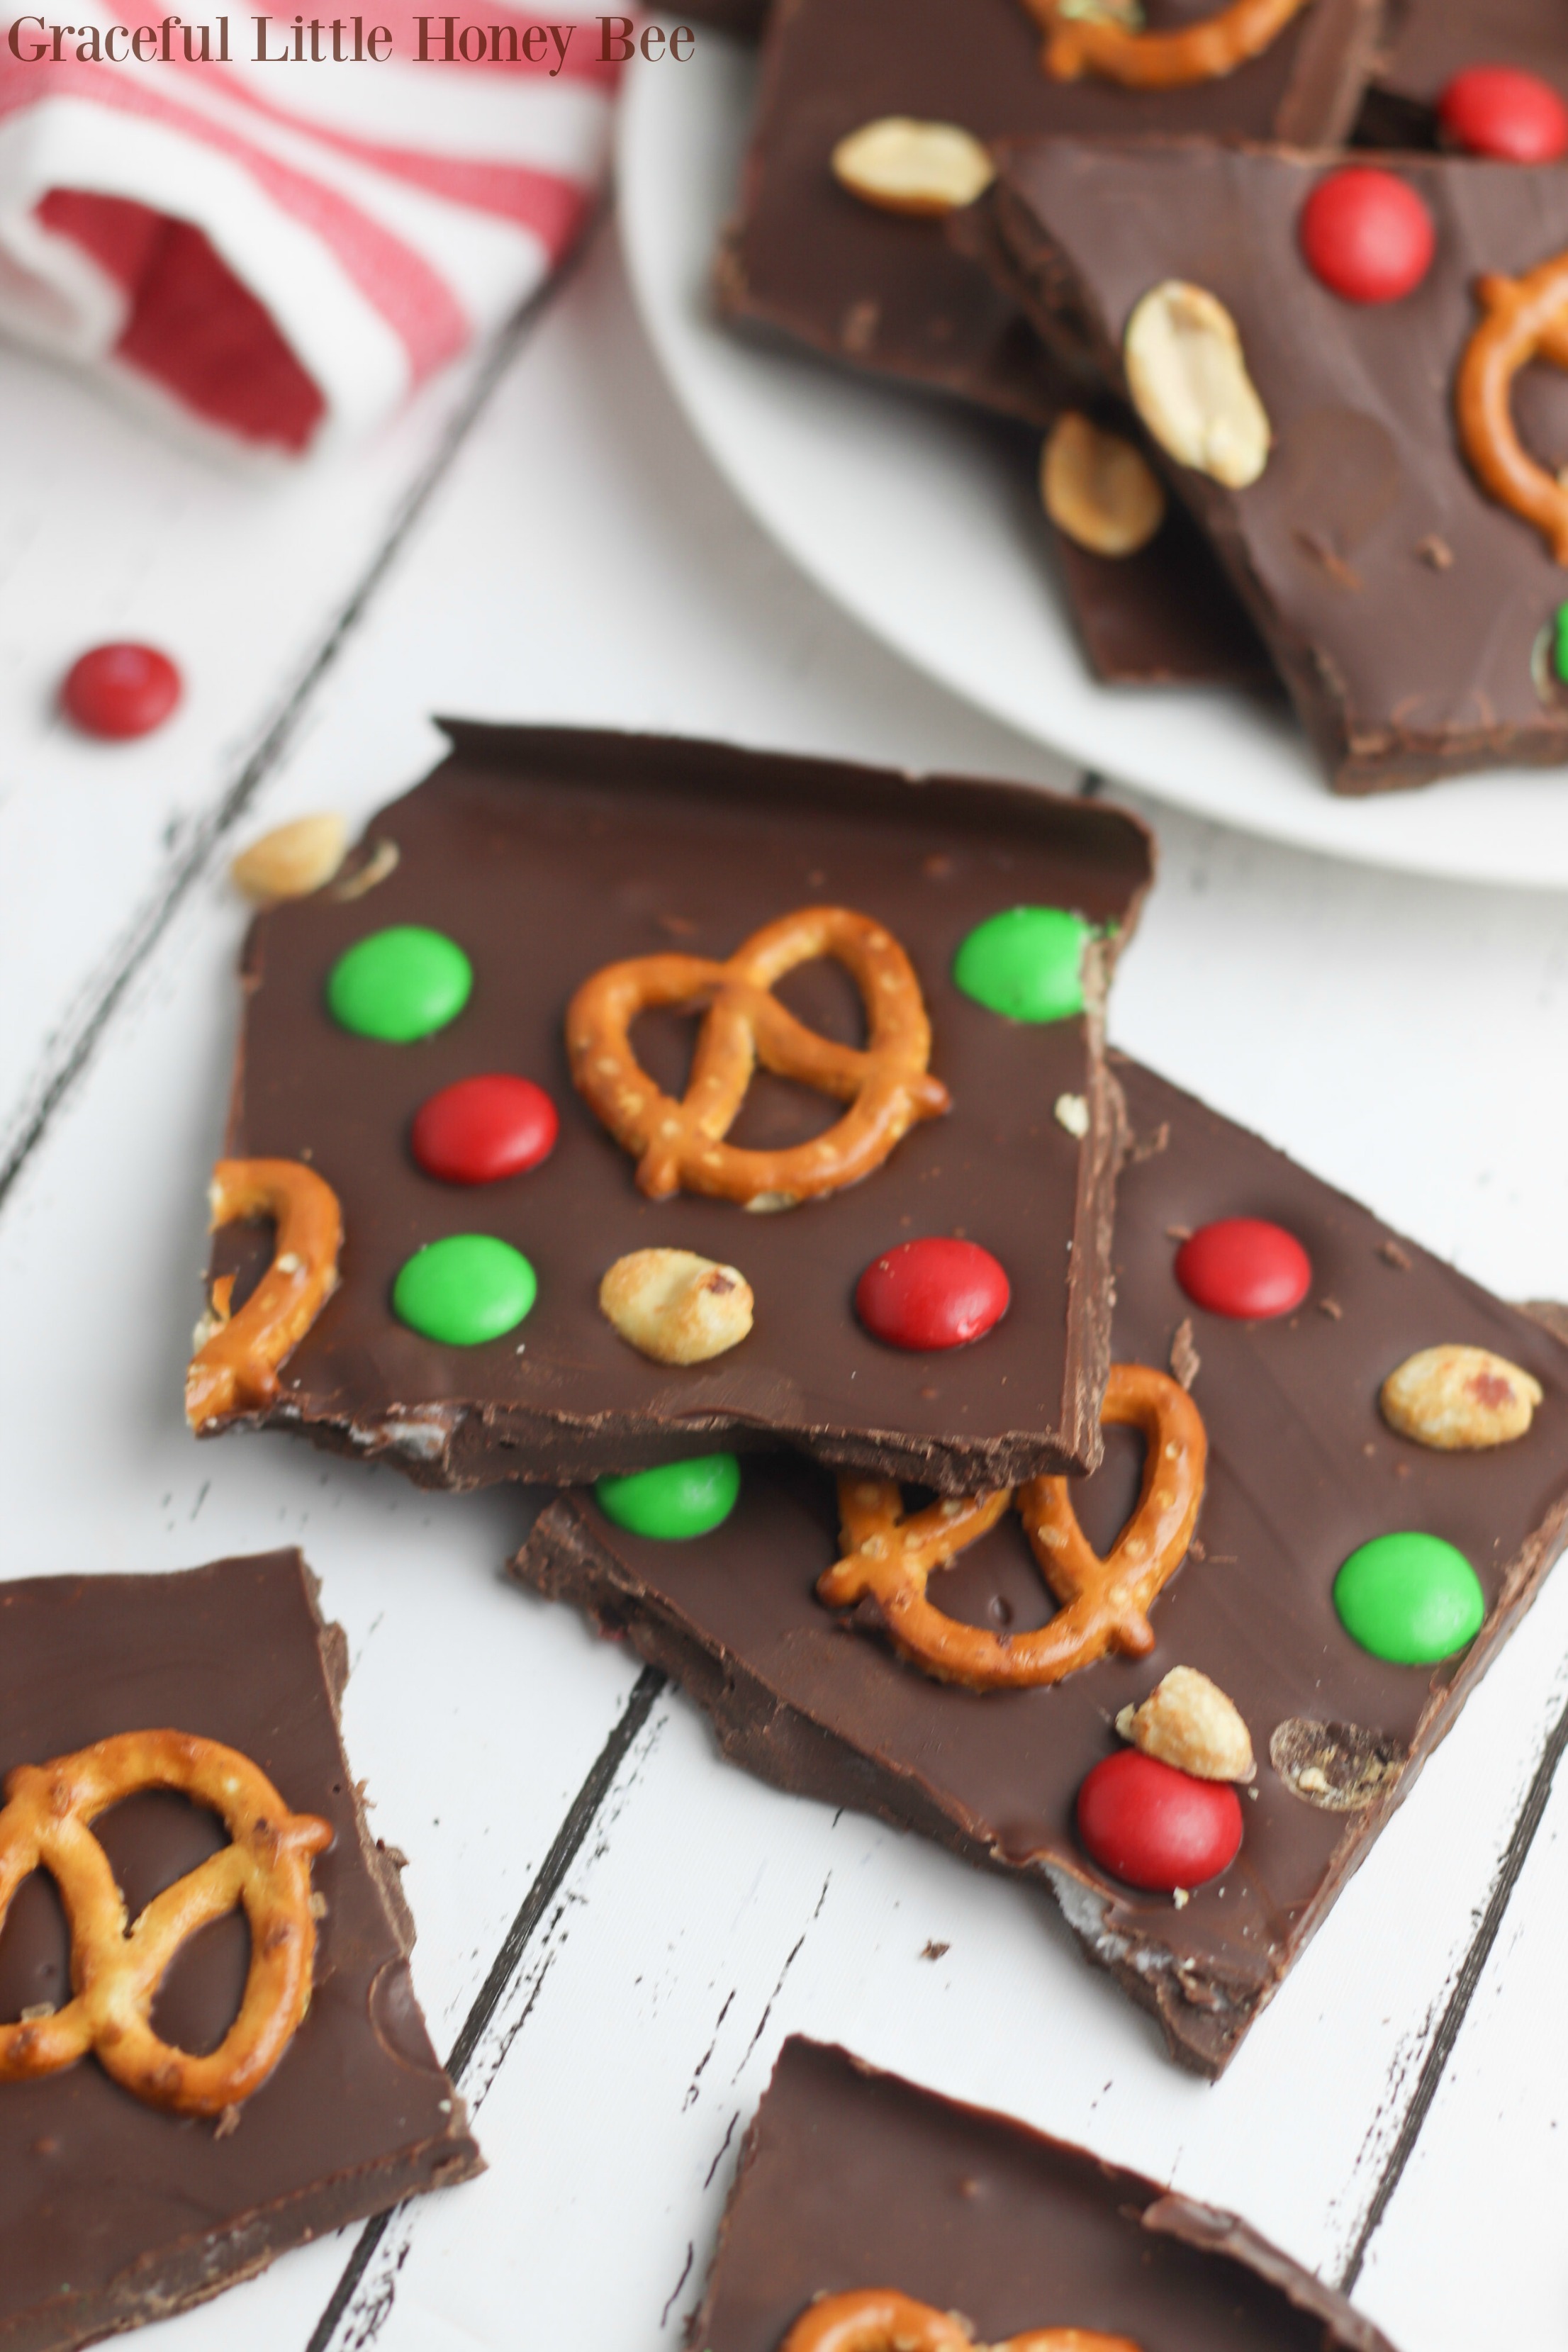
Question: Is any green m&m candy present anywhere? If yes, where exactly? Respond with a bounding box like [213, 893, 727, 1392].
[328, 926, 472, 1042]
[1333, 1531, 1485, 1665]
[953, 907, 1092, 1023]
[393, 1234, 535, 1345]
[595, 1454, 741, 1540]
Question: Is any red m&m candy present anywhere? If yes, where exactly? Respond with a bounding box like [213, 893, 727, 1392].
[61, 642, 181, 739]
[1175, 1218, 1311, 1321]
[1299, 168, 1435, 305]
[411, 1074, 559, 1185]
[1438, 65, 1568, 162]
[855, 1238, 1010, 1352]
[1076, 1749, 1243, 1893]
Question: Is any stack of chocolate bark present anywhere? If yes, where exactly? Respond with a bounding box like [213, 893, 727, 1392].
[189, 722, 1568, 2096]
[712, 0, 1568, 792]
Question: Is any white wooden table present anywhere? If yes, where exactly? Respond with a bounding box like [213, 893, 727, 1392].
[3, 192, 1567, 2352]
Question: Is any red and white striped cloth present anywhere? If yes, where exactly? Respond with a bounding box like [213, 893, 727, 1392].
[0, 3, 617, 452]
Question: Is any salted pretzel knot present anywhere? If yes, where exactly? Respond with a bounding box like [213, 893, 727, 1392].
[819, 1364, 1206, 1691]
[780, 2287, 1143, 2352]
[1021, 0, 1306, 87]
[0, 1731, 332, 2117]
[1456, 252, 1568, 564]
[186, 1157, 343, 1430]
[566, 907, 950, 1209]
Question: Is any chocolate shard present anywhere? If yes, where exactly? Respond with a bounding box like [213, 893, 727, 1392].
[201, 724, 1153, 1494]
[511, 1055, 1568, 2074]
[721, 0, 1381, 420]
[985, 138, 1568, 791]
[0, 1550, 479, 2350]
[693, 2036, 1401, 2350]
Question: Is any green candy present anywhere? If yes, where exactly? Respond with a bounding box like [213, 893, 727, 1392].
[393, 1234, 535, 1346]
[953, 907, 1092, 1024]
[1333, 1531, 1484, 1665]
[327, 925, 472, 1042]
[1554, 601, 1568, 687]
[595, 1454, 741, 1541]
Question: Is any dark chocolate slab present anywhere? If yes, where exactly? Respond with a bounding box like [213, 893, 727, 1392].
[514, 1057, 1568, 2073]
[987, 139, 1568, 790]
[694, 2038, 1397, 2351]
[719, 0, 1381, 420]
[0, 1550, 478, 2351]
[203, 725, 1152, 1492]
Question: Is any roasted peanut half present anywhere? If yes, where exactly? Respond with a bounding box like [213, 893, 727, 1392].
[831, 117, 995, 217]
[1116, 1664, 1255, 1782]
[1380, 1344, 1542, 1450]
[231, 814, 347, 903]
[1041, 412, 1166, 557]
[600, 1248, 754, 1366]
[1124, 281, 1270, 490]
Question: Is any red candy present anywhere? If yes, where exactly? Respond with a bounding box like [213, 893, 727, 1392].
[410, 1074, 559, 1185]
[1175, 1218, 1311, 1321]
[1299, 168, 1435, 305]
[1438, 65, 1568, 162]
[1076, 1749, 1243, 1893]
[61, 642, 182, 740]
[854, 1237, 1010, 1351]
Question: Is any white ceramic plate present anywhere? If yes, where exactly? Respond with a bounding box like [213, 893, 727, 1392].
[618, 38, 1568, 887]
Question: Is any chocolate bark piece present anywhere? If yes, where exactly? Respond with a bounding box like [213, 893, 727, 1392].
[513, 1056, 1568, 2075]
[1357, 0, 1568, 149]
[1055, 488, 1279, 689]
[696, 2037, 1399, 2351]
[718, 0, 1382, 422]
[203, 724, 1152, 1493]
[985, 139, 1568, 791]
[0, 1550, 478, 2351]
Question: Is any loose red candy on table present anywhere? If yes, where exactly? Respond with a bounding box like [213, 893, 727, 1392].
[1439, 65, 1568, 162]
[1175, 1218, 1311, 1321]
[1076, 1749, 1243, 1893]
[854, 1237, 1010, 1351]
[60, 643, 182, 739]
[410, 1074, 559, 1185]
[1299, 168, 1435, 305]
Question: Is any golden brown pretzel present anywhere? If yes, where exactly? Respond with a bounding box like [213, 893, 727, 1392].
[818, 1364, 1206, 1691]
[566, 907, 950, 1209]
[186, 1157, 343, 1430]
[0, 1731, 332, 2116]
[1456, 252, 1568, 563]
[1021, 0, 1306, 86]
[780, 2287, 1143, 2352]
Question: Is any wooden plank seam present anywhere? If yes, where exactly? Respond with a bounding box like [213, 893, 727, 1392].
[303, 1661, 667, 2352]
[1338, 1659, 1568, 2291]
[0, 214, 605, 1221]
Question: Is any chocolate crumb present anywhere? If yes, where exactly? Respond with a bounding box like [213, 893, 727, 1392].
[1317, 1297, 1343, 1321]
[1270, 1718, 1404, 1810]
[1293, 530, 1361, 591]
[1129, 1121, 1170, 1164]
[214, 2105, 242, 2141]
[841, 298, 879, 354]
[1378, 1239, 1413, 1270]
[1170, 1317, 1200, 1390]
[1165, 1223, 1193, 1243]
[922, 853, 954, 879]
[919, 1940, 951, 1961]
[1416, 534, 1454, 571]
[657, 914, 697, 938]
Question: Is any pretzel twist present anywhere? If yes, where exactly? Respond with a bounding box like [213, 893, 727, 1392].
[1456, 253, 1568, 564]
[0, 1732, 332, 2116]
[819, 1364, 1206, 1691]
[1021, 0, 1306, 86]
[186, 1158, 343, 1430]
[780, 2288, 1143, 2352]
[566, 907, 950, 1209]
